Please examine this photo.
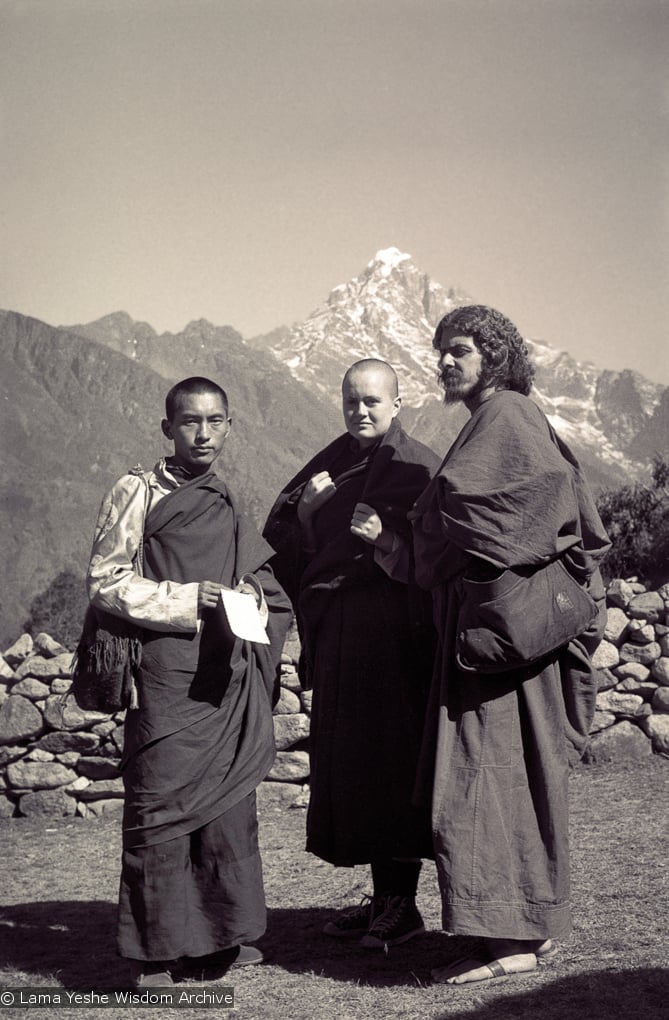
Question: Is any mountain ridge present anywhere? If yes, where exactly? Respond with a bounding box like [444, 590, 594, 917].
[0, 309, 340, 644]
[250, 247, 667, 486]
[2, 246, 666, 643]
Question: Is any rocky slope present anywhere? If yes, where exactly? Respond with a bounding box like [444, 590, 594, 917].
[0, 310, 339, 644]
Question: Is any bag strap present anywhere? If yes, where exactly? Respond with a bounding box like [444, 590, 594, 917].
[129, 467, 151, 577]
[125, 468, 151, 711]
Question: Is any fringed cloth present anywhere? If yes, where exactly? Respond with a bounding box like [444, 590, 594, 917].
[70, 605, 142, 713]
[71, 468, 149, 713]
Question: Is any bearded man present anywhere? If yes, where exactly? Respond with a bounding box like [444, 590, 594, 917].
[410, 306, 610, 985]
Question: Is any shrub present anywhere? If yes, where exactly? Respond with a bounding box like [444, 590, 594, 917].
[597, 456, 669, 585]
[23, 570, 89, 650]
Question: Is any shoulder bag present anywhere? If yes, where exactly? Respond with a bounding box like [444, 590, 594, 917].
[455, 555, 599, 675]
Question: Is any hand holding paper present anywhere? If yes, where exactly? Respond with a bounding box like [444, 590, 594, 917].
[219, 588, 270, 644]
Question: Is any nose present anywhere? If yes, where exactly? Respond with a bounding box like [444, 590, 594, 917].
[196, 421, 210, 441]
[440, 351, 455, 369]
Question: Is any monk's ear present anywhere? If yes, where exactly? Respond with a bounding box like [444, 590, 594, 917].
[223, 417, 232, 439]
[161, 418, 173, 440]
[392, 396, 402, 418]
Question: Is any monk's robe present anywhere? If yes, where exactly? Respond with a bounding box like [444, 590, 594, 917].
[411, 390, 610, 940]
[264, 419, 440, 866]
[88, 460, 291, 960]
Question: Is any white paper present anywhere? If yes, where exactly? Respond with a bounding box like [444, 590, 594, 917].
[220, 589, 270, 644]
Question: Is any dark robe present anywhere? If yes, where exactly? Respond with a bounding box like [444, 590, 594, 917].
[121, 471, 292, 849]
[264, 419, 441, 866]
[411, 390, 610, 939]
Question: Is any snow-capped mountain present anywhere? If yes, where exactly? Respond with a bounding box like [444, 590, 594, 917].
[1, 248, 666, 642]
[527, 340, 665, 478]
[255, 247, 473, 408]
[254, 248, 668, 486]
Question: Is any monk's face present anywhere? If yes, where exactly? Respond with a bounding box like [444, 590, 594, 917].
[341, 367, 401, 448]
[161, 391, 231, 475]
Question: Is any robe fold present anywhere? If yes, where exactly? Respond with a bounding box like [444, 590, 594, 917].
[119, 470, 292, 849]
[411, 390, 610, 939]
[88, 460, 292, 961]
[264, 419, 441, 866]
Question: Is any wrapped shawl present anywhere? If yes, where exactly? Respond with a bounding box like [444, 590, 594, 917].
[264, 418, 440, 688]
[119, 470, 292, 848]
[412, 390, 610, 586]
[410, 391, 611, 939]
[263, 419, 441, 865]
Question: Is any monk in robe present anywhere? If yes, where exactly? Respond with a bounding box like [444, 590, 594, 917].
[264, 359, 441, 948]
[86, 377, 292, 988]
[410, 307, 610, 985]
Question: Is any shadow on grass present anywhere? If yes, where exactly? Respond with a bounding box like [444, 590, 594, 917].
[0, 901, 121, 988]
[260, 906, 476, 986]
[432, 968, 668, 1020]
[0, 901, 471, 990]
[260, 908, 669, 1020]
[4, 901, 666, 1019]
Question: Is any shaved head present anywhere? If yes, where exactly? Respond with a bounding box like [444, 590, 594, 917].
[341, 359, 401, 447]
[165, 376, 229, 421]
[342, 359, 399, 399]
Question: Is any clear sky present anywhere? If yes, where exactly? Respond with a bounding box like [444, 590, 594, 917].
[2, 0, 667, 381]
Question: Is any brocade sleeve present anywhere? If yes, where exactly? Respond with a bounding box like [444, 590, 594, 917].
[87, 473, 200, 632]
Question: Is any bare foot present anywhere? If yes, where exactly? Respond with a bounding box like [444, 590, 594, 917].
[432, 952, 538, 985]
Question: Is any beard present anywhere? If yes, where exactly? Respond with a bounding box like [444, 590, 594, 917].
[440, 374, 467, 403]
[440, 370, 493, 405]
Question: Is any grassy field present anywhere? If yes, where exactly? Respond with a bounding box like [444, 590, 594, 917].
[1, 757, 667, 1020]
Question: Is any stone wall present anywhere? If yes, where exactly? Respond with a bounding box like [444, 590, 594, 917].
[586, 579, 669, 762]
[0, 627, 310, 819]
[1, 579, 667, 819]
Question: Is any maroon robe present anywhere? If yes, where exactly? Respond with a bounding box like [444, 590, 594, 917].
[411, 390, 610, 939]
[121, 471, 291, 848]
[264, 419, 440, 865]
[116, 470, 292, 961]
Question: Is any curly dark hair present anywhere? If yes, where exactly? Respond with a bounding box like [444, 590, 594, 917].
[433, 305, 535, 395]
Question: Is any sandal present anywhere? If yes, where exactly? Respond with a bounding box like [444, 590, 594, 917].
[432, 951, 538, 985]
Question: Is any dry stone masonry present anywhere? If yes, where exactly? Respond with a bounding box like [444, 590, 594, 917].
[586, 579, 669, 763]
[0, 626, 310, 819]
[1, 581, 667, 819]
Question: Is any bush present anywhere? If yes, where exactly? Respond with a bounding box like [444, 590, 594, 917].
[23, 570, 89, 650]
[597, 456, 669, 585]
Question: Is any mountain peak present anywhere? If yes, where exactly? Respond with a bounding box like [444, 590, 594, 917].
[62, 311, 158, 346]
[261, 249, 469, 407]
[367, 247, 412, 275]
[61, 315, 156, 369]
[254, 248, 667, 486]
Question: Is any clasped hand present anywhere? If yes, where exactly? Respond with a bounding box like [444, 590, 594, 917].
[297, 475, 386, 548]
[350, 502, 383, 545]
[297, 471, 337, 524]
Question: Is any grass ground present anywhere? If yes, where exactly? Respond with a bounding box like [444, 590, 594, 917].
[1, 757, 667, 1020]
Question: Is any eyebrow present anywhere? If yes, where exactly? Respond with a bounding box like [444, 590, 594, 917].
[441, 339, 475, 349]
[179, 411, 226, 418]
